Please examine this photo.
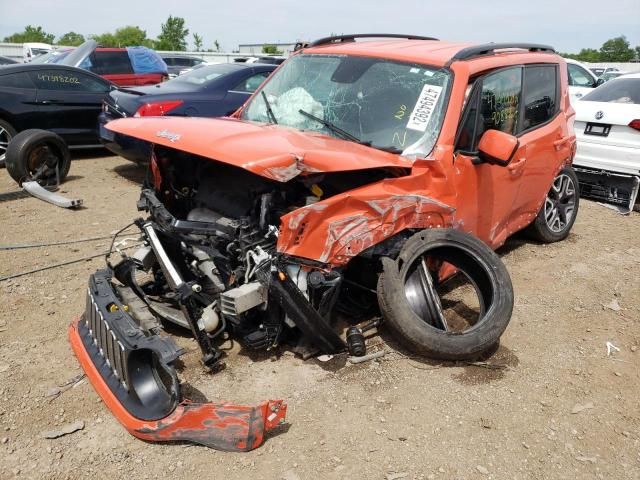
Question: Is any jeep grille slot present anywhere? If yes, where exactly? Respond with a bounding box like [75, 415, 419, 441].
[85, 288, 129, 391]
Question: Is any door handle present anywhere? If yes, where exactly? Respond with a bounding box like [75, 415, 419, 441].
[554, 137, 571, 150]
[38, 100, 62, 105]
[507, 157, 526, 172]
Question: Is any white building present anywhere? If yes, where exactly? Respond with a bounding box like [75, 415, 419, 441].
[238, 42, 298, 56]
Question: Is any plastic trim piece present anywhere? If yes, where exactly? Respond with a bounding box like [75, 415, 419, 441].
[449, 43, 556, 63]
[22, 181, 83, 209]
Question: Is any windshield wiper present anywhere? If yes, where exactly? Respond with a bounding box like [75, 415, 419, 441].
[298, 109, 368, 145]
[261, 91, 278, 124]
[374, 146, 403, 154]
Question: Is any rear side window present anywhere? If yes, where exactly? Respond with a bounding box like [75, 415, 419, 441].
[582, 78, 640, 104]
[0, 72, 34, 89]
[522, 65, 558, 130]
[28, 69, 109, 92]
[176, 58, 195, 67]
[90, 51, 134, 75]
[232, 72, 270, 92]
[568, 64, 594, 87]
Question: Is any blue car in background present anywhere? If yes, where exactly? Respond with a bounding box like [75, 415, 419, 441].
[99, 62, 277, 163]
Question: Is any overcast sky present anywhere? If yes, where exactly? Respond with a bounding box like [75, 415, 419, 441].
[1, 0, 638, 53]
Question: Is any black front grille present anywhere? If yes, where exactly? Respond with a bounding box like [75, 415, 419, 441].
[77, 269, 184, 420]
[84, 289, 129, 391]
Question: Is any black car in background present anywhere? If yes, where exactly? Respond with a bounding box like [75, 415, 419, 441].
[0, 56, 19, 66]
[0, 64, 112, 167]
[160, 55, 205, 77]
[100, 62, 277, 163]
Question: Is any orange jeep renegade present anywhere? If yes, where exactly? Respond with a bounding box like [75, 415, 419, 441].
[70, 35, 578, 450]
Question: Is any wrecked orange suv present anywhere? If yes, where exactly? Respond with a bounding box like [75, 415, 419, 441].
[70, 35, 578, 451]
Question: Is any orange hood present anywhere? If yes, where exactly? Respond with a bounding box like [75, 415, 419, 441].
[106, 116, 414, 182]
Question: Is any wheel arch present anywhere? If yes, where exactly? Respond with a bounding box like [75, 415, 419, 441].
[277, 193, 458, 267]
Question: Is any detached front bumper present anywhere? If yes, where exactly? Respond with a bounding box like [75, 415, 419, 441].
[69, 269, 286, 451]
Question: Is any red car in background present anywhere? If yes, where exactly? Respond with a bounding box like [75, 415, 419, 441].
[35, 40, 168, 87]
[80, 47, 168, 86]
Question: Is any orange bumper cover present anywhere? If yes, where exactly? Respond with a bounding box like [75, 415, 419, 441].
[68, 317, 287, 451]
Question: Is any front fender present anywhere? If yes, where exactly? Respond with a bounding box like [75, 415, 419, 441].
[277, 171, 457, 267]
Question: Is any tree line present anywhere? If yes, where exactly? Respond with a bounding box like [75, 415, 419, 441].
[560, 36, 637, 62]
[5, 23, 638, 62]
[2, 16, 221, 52]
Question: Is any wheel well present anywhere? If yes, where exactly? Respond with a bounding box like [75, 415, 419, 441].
[0, 112, 19, 132]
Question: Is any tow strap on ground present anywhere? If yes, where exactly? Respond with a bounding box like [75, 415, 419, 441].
[22, 181, 83, 209]
[0, 235, 113, 251]
[0, 245, 140, 282]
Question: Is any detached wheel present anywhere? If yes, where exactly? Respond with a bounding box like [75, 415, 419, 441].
[377, 229, 514, 360]
[5, 129, 70, 186]
[0, 119, 17, 168]
[526, 166, 579, 243]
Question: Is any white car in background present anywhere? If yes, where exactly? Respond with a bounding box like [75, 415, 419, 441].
[565, 58, 599, 104]
[22, 42, 52, 63]
[573, 73, 640, 212]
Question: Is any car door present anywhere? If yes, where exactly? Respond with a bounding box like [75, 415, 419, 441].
[511, 64, 570, 218]
[453, 66, 527, 248]
[567, 62, 596, 103]
[0, 70, 38, 131]
[224, 70, 272, 115]
[28, 68, 111, 145]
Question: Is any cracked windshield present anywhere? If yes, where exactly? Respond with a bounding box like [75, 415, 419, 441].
[242, 54, 451, 156]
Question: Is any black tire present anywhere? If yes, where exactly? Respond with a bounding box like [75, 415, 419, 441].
[0, 118, 17, 168]
[5, 129, 71, 186]
[525, 166, 579, 243]
[377, 229, 514, 360]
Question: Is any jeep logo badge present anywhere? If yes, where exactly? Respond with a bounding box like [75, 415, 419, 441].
[156, 129, 181, 142]
[595, 111, 604, 120]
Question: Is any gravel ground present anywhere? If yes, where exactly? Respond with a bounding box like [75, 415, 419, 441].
[0, 153, 639, 480]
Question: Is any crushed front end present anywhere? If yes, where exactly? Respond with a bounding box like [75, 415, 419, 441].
[70, 147, 404, 449]
[70, 135, 454, 449]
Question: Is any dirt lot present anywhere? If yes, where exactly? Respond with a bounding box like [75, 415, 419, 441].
[0, 153, 639, 480]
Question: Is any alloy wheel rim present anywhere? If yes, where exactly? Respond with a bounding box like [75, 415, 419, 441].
[0, 126, 10, 162]
[544, 173, 576, 233]
[403, 251, 487, 334]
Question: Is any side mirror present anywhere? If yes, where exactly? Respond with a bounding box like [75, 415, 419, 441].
[477, 129, 519, 167]
[596, 78, 605, 87]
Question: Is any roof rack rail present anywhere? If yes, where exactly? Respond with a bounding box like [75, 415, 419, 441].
[308, 34, 439, 48]
[450, 43, 556, 62]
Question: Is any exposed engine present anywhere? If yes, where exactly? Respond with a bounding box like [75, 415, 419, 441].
[111, 148, 396, 367]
